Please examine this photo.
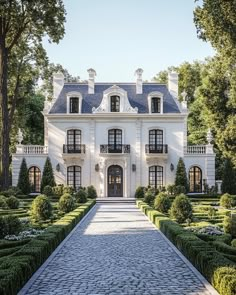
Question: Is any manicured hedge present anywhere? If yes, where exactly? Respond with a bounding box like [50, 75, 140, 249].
[137, 200, 236, 295]
[0, 200, 95, 295]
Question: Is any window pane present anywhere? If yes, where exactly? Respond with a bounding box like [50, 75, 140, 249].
[151, 97, 160, 113]
[67, 166, 81, 190]
[149, 165, 163, 188]
[111, 96, 120, 112]
[70, 97, 79, 113]
[28, 166, 41, 193]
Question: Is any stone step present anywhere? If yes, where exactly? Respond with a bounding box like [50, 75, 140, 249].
[96, 198, 135, 204]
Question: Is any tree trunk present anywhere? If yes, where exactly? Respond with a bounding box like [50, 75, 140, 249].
[0, 36, 10, 189]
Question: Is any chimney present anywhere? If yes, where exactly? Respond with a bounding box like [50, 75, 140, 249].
[87, 68, 96, 94]
[168, 71, 179, 98]
[135, 68, 143, 94]
[53, 72, 64, 100]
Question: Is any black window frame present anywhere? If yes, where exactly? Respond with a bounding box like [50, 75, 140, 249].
[70, 97, 79, 113]
[151, 97, 161, 113]
[28, 166, 41, 193]
[67, 166, 81, 190]
[189, 166, 202, 193]
[149, 165, 163, 189]
[110, 95, 120, 112]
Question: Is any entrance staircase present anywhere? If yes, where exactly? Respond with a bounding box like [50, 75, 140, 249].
[96, 198, 135, 204]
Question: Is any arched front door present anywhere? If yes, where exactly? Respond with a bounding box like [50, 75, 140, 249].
[108, 165, 123, 197]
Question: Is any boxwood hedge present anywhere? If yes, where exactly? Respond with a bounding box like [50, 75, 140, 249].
[0, 200, 95, 295]
[137, 200, 236, 295]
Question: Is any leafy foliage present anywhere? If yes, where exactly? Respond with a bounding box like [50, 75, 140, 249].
[58, 193, 75, 213]
[42, 185, 53, 197]
[221, 159, 236, 194]
[0, 195, 8, 209]
[17, 158, 31, 195]
[175, 158, 189, 192]
[154, 193, 171, 214]
[30, 195, 53, 221]
[40, 157, 56, 193]
[74, 189, 87, 204]
[86, 185, 97, 199]
[220, 194, 233, 209]
[135, 186, 145, 199]
[170, 194, 192, 223]
[6, 196, 20, 209]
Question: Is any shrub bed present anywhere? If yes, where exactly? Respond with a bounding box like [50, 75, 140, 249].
[136, 200, 236, 295]
[0, 200, 95, 295]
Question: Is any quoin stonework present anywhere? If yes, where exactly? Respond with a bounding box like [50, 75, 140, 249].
[12, 69, 215, 197]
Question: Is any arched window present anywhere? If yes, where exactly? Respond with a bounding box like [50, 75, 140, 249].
[28, 166, 41, 193]
[189, 166, 202, 193]
[151, 97, 161, 113]
[67, 129, 81, 153]
[149, 166, 163, 189]
[149, 129, 163, 153]
[70, 97, 79, 113]
[67, 166, 81, 190]
[110, 96, 120, 112]
[108, 129, 122, 152]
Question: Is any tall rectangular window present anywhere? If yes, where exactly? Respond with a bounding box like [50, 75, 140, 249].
[110, 96, 120, 112]
[70, 97, 79, 113]
[151, 97, 161, 113]
[149, 166, 163, 189]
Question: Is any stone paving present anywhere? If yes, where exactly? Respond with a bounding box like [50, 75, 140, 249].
[19, 203, 218, 295]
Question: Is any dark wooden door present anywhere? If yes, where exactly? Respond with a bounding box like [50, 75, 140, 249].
[108, 165, 123, 197]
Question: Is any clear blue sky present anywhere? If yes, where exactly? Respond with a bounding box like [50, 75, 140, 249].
[43, 0, 214, 82]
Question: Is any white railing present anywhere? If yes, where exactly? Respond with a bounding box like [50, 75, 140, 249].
[184, 145, 206, 154]
[16, 145, 48, 154]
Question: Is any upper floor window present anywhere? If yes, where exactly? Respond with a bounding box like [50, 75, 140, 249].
[151, 97, 161, 113]
[70, 97, 79, 113]
[110, 96, 120, 112]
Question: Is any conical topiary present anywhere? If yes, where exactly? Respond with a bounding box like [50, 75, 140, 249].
[17, 158, 31, 194]
[221, 158, 236, 194]
[175, 158, 189, 193]
[40, 157, 56, 192]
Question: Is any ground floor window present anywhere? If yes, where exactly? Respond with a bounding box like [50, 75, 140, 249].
[189, 166, 202, 193]
[149, 165, 163, 189]
[67, 166, 81, 190]
[28, 166, 41, 193]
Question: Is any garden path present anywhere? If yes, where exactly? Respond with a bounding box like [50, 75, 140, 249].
[19, 203, 218, 295]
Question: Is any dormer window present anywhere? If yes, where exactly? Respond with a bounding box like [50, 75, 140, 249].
[70, 97, 79, 113]
[110, 95, 120, 112]
[151, 97, 161, 113]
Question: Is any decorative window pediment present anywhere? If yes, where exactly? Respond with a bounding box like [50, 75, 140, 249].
[92, 85, 138, 114]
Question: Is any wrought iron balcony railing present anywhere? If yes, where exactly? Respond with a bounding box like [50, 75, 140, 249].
[100, 144, 130, 154]
[63, 144, 86, 154]
[145, 144, 168, 154]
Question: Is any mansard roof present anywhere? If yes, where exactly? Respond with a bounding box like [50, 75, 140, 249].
[49, 83, 180, 114]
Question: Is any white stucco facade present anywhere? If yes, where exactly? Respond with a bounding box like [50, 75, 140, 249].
[12, 69, 216, 197]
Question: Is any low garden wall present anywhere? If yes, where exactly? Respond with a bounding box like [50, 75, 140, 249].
[136, 200, 236, 295]
[0, 200, 96, 295]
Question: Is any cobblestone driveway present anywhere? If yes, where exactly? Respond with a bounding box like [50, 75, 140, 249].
[19, 203, 218, 295]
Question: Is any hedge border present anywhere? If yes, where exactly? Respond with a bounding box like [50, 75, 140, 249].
[136, 200, 236, 295]
[0, 200, 95, 295]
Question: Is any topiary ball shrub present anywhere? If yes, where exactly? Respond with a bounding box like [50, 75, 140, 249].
[0, 195, 8, 209]
[220, 193, 233, 209]
[173, 185, 186, 195]
[154, 192, 171, 214]
[52, 185, 64, 197]
[0, 216, 8, 239]
[86, 185, 97, 199]
[75, 189, 88, 203]
[144, 187, 157, 205]
[6, 196, 20, 209]
[5, 215, 22, 235]
[43, 185, 53, 197]
[30, 195, 53, 221]
[231, 239, 236, 248]
[135, 186, 145, 199]
[63, 186, 74, 195]
[170, 194, 192, 223]
[58, 193, 75, 213]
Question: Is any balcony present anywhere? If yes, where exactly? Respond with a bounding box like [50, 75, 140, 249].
[63, 144, 86, 154]
[145, 144, 168, 154]
[184, 145, 214, 155]
[100, 144, 130, 154]
[145, 144, 168, 163]
[62, 144, 86, 162]
[16, 145, 48, 154]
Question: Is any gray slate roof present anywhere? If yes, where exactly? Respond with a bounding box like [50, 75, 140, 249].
[50, 83, 180, 114]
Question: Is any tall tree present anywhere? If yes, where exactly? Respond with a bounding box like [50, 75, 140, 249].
[17, 157, 30, 194]
[175, 158, 189, 192]
[41, 157, 56, 192]
[0, 1, 66, 188]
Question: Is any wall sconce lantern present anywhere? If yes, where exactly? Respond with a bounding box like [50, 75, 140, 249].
[132, 164, 136, 172]
[170, 163, 174, 172]
[95, 163, 99, 172]
[56, 163, 60, 172]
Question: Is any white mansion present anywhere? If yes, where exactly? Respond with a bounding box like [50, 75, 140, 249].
[12, 69, 216, 197]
